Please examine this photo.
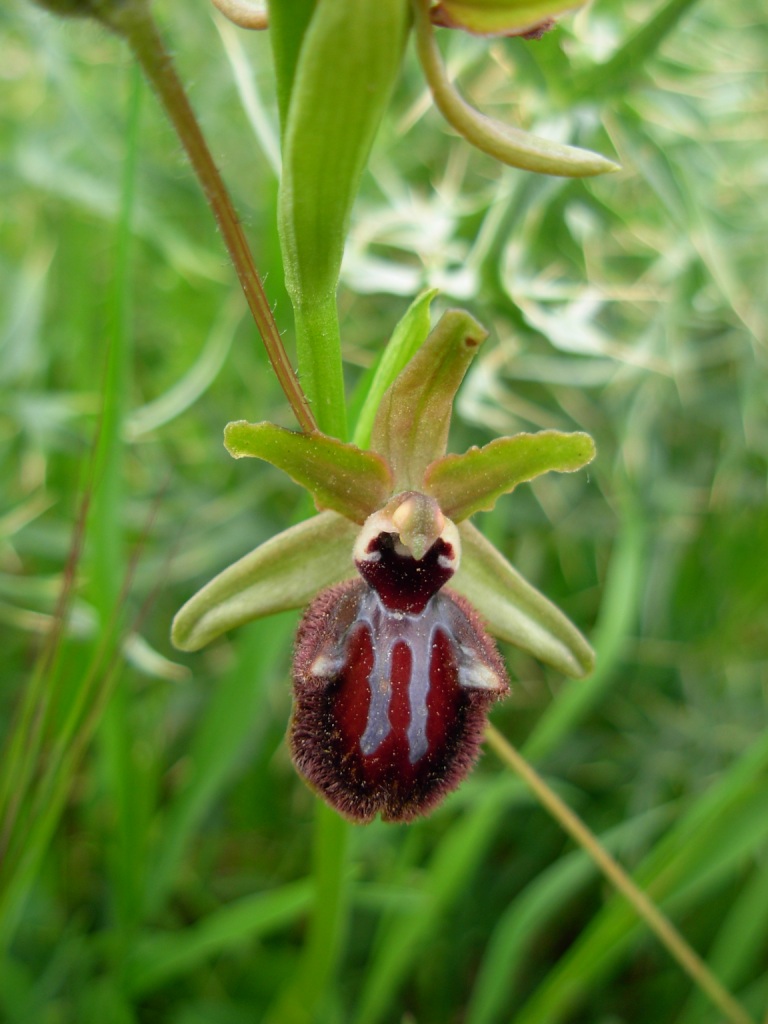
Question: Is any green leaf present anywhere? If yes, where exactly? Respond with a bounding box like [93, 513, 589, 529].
[412, 0, 619, 177]
[370, 309, 488, 488]
[523, 498, 645, 761]
[266, 0, 316, 133]
[453, 521, 594, 677]
[431, 0, 585, 36]
[572, 0, 702, 99]
[146, 614, 296, 914]
[352, 288, 439, 450]
[128, 880, 312, 995]
[279, 0, 409, 307]
[171, 511, 358, 651]
[224, 421, 393, 523]
[278, 0, 410, 437]
[425, 430, 596, 521]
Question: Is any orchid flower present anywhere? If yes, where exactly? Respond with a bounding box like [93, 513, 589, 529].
[172, 308, 595, 822]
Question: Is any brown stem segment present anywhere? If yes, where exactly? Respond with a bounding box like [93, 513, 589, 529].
[108, 1, 317, 433]
[485, 725, 756, 1024]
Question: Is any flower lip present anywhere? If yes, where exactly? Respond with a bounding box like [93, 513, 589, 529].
[357, 533, 454, 614]
[291, 577, 509, 823]
[353, 493, 461, 613]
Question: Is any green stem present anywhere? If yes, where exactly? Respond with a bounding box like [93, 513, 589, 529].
[93, 63, 143, 962]
[109, 1, 317, 433]
[265, 803, 350, 1024]
[293, 296, 347, 439]
[299, 805, 350, 1013]
[485, 725, 756, 1024]
[0, 486, 91, 865]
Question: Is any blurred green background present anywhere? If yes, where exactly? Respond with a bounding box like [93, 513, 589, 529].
[1, 0, 767, 1021]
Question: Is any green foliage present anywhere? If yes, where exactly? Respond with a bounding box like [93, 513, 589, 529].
[1, 0, 767, 1023]
[274, 0, 410, 438]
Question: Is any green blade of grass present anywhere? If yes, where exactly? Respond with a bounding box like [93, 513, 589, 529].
[127, 880, 312, 996]
[94, 65, 144, 959]
[264, 804, 351, 1024]
[355, 778, 528, 1024]
[465, 804, 673, 1024]
[677, 865, 768, 1024]
[506, 730, 768, 1024]
[144, 611, 296, 916]
[523, 491, 645, 761]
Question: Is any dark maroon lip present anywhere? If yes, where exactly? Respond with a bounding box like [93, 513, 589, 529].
[356, 531, 455, 614]
[290, 569, 509, 823]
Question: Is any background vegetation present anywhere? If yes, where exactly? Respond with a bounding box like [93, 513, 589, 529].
[1, 0, 766, 1021]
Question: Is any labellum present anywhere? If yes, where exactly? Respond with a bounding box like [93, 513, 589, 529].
[291, 494, 508, 823]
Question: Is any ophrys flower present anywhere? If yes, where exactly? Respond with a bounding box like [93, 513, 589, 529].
[172, 308, 595, 822]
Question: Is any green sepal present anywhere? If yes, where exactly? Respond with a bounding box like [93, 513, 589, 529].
[425, 430, 596, 521]
[352, 288, 439, 450]
[171, 512, 359, 651]
[452, 521, 595, 677]
[431, 0, 583, 36]
[224, 421, 393, 524]
[370, 309, 488, 489]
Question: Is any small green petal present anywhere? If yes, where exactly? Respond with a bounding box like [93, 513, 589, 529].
[425, 430, 596, 521]
[171, 511, 359, 652]
[224, 421, 393, 524]
[352, 288, 439, 450]
[452, 521, 595, 677]
[431, 0, 581, 37]
[370, 309, 488, 489]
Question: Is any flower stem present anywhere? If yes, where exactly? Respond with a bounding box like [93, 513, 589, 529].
[485, 724, 756, 1024]
[292, 295, 348, 440]
[264, 803, 350, 1024]
[109, 1, 317, 433]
